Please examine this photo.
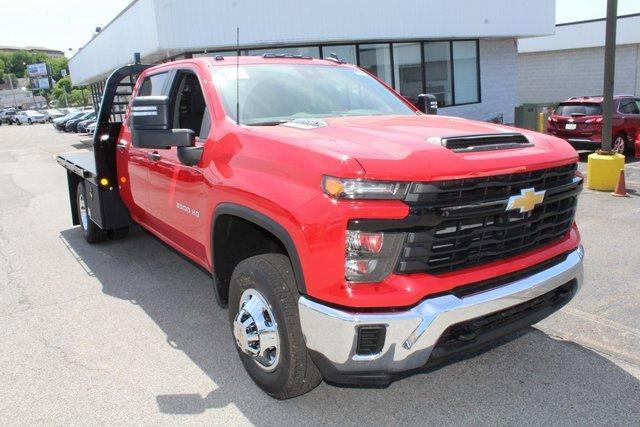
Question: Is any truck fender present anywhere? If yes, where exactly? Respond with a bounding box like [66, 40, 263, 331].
[211, 203, 307, 300]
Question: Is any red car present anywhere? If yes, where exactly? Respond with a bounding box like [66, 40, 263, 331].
[547, 95, 640, 156]
[57, 57, 584, 398]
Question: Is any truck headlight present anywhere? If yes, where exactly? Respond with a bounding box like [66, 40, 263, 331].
[323, 176, 409, 200]
[345, 230, 404, 282]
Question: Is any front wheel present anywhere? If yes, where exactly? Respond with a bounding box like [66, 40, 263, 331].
[228, 254, 322, 399]
[76, 182, 106, 244]
[28, 119, 32, 125]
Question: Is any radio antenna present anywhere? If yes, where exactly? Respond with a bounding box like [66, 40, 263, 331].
[236, 27, 240, 125]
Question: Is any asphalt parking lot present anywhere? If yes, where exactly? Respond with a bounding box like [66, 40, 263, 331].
[0, 124, 639, 425]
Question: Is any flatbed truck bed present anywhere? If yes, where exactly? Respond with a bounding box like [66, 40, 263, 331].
[56, 63, 150, 231]
[56, 151, 97, 181]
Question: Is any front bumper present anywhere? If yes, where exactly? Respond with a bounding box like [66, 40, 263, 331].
[298, 247, 584, 384]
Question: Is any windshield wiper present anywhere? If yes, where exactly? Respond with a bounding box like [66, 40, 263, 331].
[245, 120, 290, 126]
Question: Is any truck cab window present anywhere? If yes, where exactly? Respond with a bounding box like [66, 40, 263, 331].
[138, 72, 168, 96]
[172, 73, 209, 139]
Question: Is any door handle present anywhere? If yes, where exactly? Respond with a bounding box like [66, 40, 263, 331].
[116, 141, 127, 149]
[147, 151, 161, 161]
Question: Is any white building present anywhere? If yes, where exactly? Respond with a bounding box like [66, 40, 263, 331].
[0, 89, 46, 109]
[518, 13, 640, 104]
[69, 0, 556, 123]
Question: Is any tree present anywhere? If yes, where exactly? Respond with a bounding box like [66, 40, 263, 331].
[52, 76, 72, 107]
[69, 88, 90, 107]
[47, 56, 69, 80]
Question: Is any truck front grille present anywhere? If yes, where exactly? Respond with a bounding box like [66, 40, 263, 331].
[397, 163, 581, 274]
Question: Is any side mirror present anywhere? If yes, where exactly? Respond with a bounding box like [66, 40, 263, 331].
[418, 94, 438, 115]
[130, 96, 195, 149]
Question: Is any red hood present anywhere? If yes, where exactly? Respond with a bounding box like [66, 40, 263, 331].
[247, 115, 579, 181]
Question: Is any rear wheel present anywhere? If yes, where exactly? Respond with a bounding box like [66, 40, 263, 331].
[228, 254, 322, 399]
[76, 182, 106, 244]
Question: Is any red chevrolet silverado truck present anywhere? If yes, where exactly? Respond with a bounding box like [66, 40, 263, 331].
[57, 56, 584, 399]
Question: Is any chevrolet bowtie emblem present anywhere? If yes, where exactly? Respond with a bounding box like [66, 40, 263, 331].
[506, 188, 546, 213]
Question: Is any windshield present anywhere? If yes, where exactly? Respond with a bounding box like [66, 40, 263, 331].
[211, 63, 414, 125]
[555, 103, 602, 116]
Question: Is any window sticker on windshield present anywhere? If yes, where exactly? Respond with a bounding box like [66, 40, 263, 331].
[221, 67, 249, 80]
[281, 118, 328, 130]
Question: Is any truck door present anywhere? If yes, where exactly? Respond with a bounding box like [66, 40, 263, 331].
[146, 69, 209, 261]
[116, 71, 171, 214]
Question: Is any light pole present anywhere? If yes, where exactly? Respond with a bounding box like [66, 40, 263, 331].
[601, 0, 617, 153]
[8, 74, 18, 108]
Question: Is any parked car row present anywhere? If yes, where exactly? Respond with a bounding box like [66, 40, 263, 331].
[52, 109, 96, 134]
[0, 107, 85, 126]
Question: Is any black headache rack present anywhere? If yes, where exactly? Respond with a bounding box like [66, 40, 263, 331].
[56, 63, 152, 230]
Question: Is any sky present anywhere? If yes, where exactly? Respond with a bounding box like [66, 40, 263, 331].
[0, 0, 639, 57]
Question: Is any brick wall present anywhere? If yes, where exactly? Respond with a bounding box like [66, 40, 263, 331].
[518, 44, 640, 104]
[443, 38, 518, 124]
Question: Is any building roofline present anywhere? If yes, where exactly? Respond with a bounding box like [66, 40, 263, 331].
[556, 12, 640, 27]
[68, 0, 141, 61]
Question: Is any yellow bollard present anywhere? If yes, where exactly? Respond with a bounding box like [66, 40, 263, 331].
[537, 112, 545, 133]
[586, 152, 625, 191]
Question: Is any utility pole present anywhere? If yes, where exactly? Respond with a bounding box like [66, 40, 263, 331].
[601, 0, 617, 153]
[8, 74, 17, 108]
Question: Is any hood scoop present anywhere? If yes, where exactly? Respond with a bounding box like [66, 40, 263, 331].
[439, 133, 533, 153]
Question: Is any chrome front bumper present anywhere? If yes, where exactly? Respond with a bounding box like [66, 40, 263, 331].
[298, 247, 584, 377]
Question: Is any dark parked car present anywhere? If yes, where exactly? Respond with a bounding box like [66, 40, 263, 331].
[65, 111, 96, 132]
[547, 95, 640, 156]
[77, 118, 96, 133]
[53, 111, 86, 131]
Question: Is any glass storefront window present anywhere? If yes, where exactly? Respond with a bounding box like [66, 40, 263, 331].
[247, 46, 320, 58]
[452, 41, 479, 104]
[424, 42, 453, 107]
[358, 44, 392, 85]
[392, 43, 422, 106]
[321, 45, 357, 64]
[189, 40, 480, 107]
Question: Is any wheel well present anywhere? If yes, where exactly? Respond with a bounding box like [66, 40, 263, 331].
[213, 214, 287, 305]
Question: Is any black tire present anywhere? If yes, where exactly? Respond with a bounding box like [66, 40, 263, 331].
[28, 119, 32, 125]
[108, 227, 129, 239]
[228, 254, 322, 399]
[76, 182, 107, 244]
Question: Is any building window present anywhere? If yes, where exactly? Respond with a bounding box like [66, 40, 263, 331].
[187, 39, 480, 107]
[321, 45, 357, 64]
[452, 41, 479, 104]
[358, 43, 392, 85]
[392, 43, 423, 106]
[246, 46, 320, 58]
[424, 41, 453, 107]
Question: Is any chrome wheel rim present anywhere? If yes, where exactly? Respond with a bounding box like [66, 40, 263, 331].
[613, 137, 625, 154]
[233, 288, 280, 371]
[78, 192, 88, 230]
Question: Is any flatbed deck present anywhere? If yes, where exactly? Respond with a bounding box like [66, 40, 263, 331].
[56, 151, 97, 180]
